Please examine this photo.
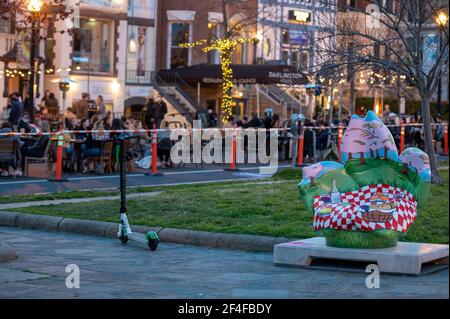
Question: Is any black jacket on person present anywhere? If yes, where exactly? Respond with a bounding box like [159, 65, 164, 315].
[21, 135, 49, 156]
[146, 100, 167, 128]
[8, 100, 23, 126]
[84, 134, 102, 149]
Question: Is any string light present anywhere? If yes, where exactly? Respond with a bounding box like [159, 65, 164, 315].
[180, 37, 258, 123]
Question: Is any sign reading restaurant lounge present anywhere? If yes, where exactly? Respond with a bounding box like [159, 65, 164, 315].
[288, 10, 311, 24]
[203, 78, 257, 84]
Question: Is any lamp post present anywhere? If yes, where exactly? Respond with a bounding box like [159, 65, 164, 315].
[26, 0, 42, 122]
[436, 12, 448, 116]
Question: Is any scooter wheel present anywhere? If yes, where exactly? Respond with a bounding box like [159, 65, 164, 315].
[148, 239, 159, 251]
[119, 235, 128, 244]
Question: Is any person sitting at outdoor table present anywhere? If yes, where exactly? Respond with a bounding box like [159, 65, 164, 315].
[45, 93, 59, 115]
[17, 112, 32, 133]
[80, 121, 104, 173]
[64, 107, 78, 129]
[157, 121, 172, 168]
[35, 107, 52, 123]
[20, 121, 50, 171]
[132, 120, 149, 159]
[0, 122, 21, 176]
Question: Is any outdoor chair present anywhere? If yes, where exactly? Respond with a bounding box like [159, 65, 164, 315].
[88, 141, 114, 174]
[24, 138, 52, 178]
[124, 140, 134, 173]
[0, 138, 20, 178]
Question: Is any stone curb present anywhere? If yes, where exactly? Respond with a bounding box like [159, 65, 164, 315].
[0, 211, 295, 252]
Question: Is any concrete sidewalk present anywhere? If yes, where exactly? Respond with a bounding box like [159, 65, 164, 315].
[0, 227, 447, 298]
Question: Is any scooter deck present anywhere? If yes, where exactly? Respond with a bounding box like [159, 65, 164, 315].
[127, 232, 148, 243]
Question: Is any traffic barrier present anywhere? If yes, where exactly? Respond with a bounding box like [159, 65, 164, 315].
[224, 129, 240, 171]
[48, 134, 68, 182]
[400, 126, 405, 153]
[297, 128, 304, 167]
[146, 124, 163, 176]
[0, 124, 447, 137]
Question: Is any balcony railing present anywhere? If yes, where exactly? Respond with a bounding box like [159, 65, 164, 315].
[126, 69, 152, 85]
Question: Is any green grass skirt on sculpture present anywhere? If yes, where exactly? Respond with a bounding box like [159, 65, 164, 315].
[323, 229, 398, 249]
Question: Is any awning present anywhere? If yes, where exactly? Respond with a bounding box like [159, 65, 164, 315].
[158, 64, 308, 86]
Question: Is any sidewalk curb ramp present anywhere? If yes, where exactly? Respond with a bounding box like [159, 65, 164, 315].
[0, 211, 295, 252]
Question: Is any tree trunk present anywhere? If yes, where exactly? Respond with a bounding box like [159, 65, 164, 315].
[370, 149, 374, 158]
[350, 75, 356, 114]
[359, 152, 365, 164]
[384, 146, 388, 160]
[348, 153, 352, 160]
[421, 95, 441, 183]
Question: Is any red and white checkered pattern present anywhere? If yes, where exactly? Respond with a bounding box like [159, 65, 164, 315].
[313, 184, 417, 232]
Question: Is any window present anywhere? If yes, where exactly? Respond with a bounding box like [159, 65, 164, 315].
[233, 41, 246, 64]
[44, 15, 55, 69]
[207, 24, 220, 64]
[291, 50, 299, 68]
[373, 43, 380, 58]
[384, 0, 393, 13]
[264, 38, 271, 58]
[282, 49, 290, 64]
[282, 31, 290, 45]
[300, 51, 308, 70]
[170, 23, 190, 69]
[0, 14, 13, 34]
[72, 17, 115, 74]
[127, 25, 151, 80]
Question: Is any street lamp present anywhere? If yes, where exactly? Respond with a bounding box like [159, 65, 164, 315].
[27, 0, 42, 12]
[436, 12, 448, 116]
[26, 0, 42, 122]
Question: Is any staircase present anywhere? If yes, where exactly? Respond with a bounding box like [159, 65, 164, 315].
[151, 72, 204, 124]
[260, 84, 304, 114]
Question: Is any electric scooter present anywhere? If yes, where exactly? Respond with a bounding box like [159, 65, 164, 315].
[116, 134, 160, 251]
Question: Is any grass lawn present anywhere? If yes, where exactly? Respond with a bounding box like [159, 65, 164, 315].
[6, 169, 449, 244]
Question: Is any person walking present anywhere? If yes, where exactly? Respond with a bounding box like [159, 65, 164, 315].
[74, 93, 90, 119]
[144, 93, 155, 130]
[8, 92, 24, 129]
[150, 92, 167, 129]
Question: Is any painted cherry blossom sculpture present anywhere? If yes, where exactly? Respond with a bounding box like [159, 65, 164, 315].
[298, 111, 431, 248]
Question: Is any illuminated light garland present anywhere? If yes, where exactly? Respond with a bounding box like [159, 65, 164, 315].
[180, 37, 258, 123]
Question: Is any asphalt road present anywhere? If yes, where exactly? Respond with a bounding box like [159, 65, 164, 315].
[0, 227, 447, 299]
[0, 164, 290, 196]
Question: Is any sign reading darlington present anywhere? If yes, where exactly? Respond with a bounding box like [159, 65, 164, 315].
[288, 10, 311, 23]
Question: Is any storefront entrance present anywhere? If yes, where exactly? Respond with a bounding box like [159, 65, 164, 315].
[124, 97, 146, 122]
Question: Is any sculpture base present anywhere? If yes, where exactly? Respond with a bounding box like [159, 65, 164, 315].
[323, 229, 398, 249]
[274, 237, 449, 275]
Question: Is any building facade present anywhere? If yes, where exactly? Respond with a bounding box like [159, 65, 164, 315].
[256, 0, 338, 118]
[1, 0, 157, 120]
